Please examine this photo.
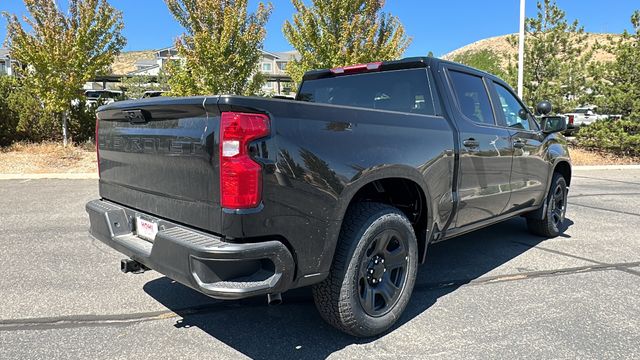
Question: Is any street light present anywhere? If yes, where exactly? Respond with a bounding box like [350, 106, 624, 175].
[517, 0, 525, 98]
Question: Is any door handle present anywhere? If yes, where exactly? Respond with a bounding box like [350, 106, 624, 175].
[513, 139, 525, 149]
[463, 138, 480, 148]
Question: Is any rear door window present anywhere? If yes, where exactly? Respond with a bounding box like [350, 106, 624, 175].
[297, 69, 436, 115]
[448, 70, 495, 125]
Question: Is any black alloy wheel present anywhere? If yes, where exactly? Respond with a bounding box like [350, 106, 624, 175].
[358, 228, 410, 317]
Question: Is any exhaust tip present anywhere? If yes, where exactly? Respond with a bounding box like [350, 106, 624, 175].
[267, 293, 282, 306]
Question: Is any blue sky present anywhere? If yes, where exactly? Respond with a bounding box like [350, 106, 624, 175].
[0, 1, 637, 56]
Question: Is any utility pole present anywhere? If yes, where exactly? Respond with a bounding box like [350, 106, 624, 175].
[517, 0, 526, 99]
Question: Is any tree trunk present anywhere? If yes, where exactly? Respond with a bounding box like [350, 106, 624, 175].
[62, 111, 68, 147]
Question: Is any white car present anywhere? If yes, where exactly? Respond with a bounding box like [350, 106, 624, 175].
[563, 106, 620, 135]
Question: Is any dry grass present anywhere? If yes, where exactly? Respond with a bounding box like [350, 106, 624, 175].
[0, 142, 636, 175]
[0, 142, 97, 174]
[569, 146, 640, 166]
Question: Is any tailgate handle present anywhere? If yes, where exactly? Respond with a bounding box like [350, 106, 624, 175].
[124, 110, 149, 124]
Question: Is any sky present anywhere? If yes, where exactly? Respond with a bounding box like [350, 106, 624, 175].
[0, 0, 638, 56]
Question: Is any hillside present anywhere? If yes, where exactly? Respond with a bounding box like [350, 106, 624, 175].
[442, 33, 621, 67]
[110, 50, 157, 75]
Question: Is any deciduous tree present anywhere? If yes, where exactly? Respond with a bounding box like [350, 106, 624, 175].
[164, 0, 272, 96]
[283, 0, 411, 84]
[3, 0, 125, 144]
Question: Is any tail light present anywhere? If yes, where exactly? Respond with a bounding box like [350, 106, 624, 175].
[95, 115, 100, 176]
[567, 115, 574, 125]
[219, 112, 270, 209]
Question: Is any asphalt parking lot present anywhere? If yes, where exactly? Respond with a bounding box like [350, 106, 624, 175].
[1, 168, 639, 359]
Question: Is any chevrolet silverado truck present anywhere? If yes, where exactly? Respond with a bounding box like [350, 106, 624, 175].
[86, 57, 571, 337]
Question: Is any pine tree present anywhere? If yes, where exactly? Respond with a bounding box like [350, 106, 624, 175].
[592, 11, 640, 118]
[507, 0, 591, 111]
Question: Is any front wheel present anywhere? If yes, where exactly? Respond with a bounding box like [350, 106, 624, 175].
[312, 203, 418, 337]
[527, 173, 568, 237]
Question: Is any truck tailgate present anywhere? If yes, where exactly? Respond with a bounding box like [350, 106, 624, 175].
[96, 97, 222, 233]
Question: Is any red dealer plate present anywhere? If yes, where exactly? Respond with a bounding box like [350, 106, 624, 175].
[135, 216, 158, 241]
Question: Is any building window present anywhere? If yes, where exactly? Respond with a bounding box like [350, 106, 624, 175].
[262, 63, 272, 72]
[0, 62, 5, 74]
[277, 62, 287, 71]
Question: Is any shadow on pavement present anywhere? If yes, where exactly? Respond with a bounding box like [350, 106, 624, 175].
[144, 217, 573, 359]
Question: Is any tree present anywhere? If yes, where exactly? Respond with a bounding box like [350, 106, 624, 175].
[451, 49, 506, 80]
[283, 0, 411, 84]
[3, 0, 125, 144]
[507, 0, 591, 112]
[120, 72, 171, 99]
[164, 0, 272, 96]
[591, 11, 640, 118]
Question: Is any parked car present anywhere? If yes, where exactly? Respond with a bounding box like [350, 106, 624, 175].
[563, 105, 620, 136]
[86, 57, 570, 337]
[84, 89, 123, 106]
[141, 90, 166, 99]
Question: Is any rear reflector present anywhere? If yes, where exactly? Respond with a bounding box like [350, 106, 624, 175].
[219, 112, 270, 209]
[330, 62, 382, 75]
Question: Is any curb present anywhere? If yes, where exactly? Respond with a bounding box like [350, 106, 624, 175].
[1, 165, 638, 180]
[573, 165, 640, 171]
[0, 173, 98, 180]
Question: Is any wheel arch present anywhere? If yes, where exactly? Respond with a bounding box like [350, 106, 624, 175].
[554, 160, 572, 187]
[332, 166, 434, 264]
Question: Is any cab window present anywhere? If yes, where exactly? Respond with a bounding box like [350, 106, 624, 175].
[493, 82, 534, 131]
[448, 70, 495, 125]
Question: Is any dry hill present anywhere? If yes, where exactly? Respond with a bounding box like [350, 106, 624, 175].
[110, 50, 156, 75]
[442, 33, 622, 67]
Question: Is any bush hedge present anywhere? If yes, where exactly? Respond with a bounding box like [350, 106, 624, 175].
[0, 77, 19, 146]
[575, 119, 640, 157]
[0, 76, 98, 146]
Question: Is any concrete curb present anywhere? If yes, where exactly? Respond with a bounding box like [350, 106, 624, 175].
[0, 173, 98, 180]
[0, 165, 638, 180]
[573, 165, 640, 171]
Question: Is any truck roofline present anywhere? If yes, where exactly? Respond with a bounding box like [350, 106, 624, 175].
[301, 57, 501, 82]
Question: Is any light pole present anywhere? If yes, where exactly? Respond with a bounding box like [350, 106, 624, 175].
[517, 0, 526, 99]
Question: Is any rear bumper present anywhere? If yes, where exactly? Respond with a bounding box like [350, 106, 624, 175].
[86, 199, 294, 300]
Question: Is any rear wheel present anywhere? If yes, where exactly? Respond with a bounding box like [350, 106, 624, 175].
[527, 173, 568, 237]
[312, 202, 418, 337]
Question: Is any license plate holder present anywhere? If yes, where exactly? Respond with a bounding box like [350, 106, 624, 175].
[135, 216, 158, 241]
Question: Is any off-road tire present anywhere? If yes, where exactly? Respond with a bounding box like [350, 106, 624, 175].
[527, 173, 568, 237]
[312, 202, 418, 337]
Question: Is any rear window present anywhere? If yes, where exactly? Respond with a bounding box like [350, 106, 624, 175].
[297, 69, 436, 115]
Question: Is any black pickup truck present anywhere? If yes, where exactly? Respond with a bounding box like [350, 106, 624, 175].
[87, 57, 570, 337]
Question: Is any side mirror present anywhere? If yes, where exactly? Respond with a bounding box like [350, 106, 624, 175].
[541, 115, 567, 134]
[536, 100, 553, 115]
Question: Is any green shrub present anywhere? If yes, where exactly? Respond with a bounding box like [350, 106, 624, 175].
[11, 87, 60, 143]
[576, 119, 640, 157]
[0, 76, 19, 146]
[68, 101, 98, 143]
